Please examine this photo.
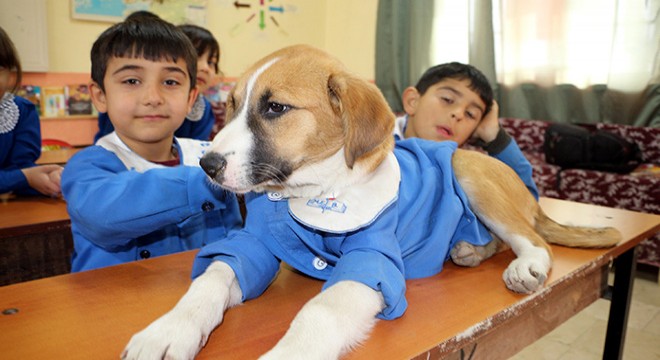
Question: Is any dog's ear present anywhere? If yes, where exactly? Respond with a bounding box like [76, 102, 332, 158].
[224, 88, 237, 123]
[328, 73, 394, 169]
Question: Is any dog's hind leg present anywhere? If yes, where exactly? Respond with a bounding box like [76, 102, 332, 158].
[453, 149, 552, 293]
[450, 237, 506, 267]
[260, 280, 385, 360]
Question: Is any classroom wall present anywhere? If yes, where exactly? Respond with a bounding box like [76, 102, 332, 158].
[45, 0, 378, 79]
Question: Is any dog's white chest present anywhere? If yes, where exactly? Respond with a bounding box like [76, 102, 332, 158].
[285, 153, 401, 233]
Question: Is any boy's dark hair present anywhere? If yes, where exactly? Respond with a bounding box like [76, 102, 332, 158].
[178, 24, 220, 74]
[0, 26, 22, 93]
[125, 10, 160, 21]
[415, 62, 494, 117]
[90, 16, 198, 92]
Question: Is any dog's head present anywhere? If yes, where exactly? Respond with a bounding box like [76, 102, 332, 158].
[200, 45, 394, 197]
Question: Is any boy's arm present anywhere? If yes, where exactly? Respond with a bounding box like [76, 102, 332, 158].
[61, 147, 237, 246]
[0, 98, 42, 194]
[472, 101, 539, 200]
[489, 139, 539, 200]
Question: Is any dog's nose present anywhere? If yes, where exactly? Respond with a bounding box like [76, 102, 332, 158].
[200, 152, 227, 180]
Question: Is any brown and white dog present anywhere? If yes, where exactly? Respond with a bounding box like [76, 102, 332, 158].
[122, 45, 621, 360]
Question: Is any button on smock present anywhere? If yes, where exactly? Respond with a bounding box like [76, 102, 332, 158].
[313, 256, 327, 270]
[201, 201, 215, 212]
[140, 250, 151, 259]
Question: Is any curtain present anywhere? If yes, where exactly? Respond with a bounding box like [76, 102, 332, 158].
[374, 0, 660, 127]
[494, 0, 660, 126]
[375, 0, 435, 113]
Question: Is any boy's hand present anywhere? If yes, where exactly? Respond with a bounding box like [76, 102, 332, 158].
[473, 100, 500, 143]
[48, 166, 64, 188]
[22, 165, 64, 197]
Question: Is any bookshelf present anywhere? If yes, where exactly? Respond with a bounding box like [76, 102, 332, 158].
[22, 72, 97, 147]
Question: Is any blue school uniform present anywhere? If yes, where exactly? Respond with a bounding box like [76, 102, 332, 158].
[192, 139, 492, 320]
[393, 114, 539, 200]
[0, 94, 42, 195]
[94, 95, 214, 142]
[62, 133, 243, 272]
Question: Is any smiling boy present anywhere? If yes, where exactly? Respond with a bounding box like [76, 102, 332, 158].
[394, 62, 539, 266]
[61, 16, 242, 272]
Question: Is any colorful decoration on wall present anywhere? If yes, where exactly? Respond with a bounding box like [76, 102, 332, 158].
[229, 0, 294, 37]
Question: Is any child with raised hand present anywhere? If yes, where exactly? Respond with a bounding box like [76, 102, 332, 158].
[93, 13, 217, 142]
[395, 62, 539, 266]
[61, 16, 242, 272]
[0, 26, 63, 197]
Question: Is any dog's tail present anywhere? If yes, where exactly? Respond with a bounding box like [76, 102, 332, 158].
[535, 209, 621, 248]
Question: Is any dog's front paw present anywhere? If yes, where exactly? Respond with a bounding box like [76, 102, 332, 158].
[122, 313, 207, 360]
[502, 256, 549, 294]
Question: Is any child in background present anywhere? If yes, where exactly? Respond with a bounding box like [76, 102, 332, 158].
[395, 62, 539, 266]
[62, 16, 242, 272]
[0, 26, 63, 197]
[177, 24, 227, 139]
[93, 14, 217, 142]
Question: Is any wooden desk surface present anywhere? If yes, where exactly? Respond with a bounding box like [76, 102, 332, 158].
[0, 197, 69, 237]
[35, 148, 81, 165]
[1, 198, 658, 360]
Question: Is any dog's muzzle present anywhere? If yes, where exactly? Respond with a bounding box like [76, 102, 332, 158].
[200, 152, 227, 183]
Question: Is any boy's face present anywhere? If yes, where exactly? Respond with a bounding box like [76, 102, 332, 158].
[90, 56, 197, 149]
[402, 78, 486, 145]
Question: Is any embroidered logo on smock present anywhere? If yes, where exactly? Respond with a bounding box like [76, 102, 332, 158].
[267, 192, 284, 201]
[306, 198, 347, 214]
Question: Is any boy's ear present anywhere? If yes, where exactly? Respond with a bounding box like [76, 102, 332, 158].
[402, 86, 420, 115]
[187, 86, 200, 113]
[89, 82, 108, 114]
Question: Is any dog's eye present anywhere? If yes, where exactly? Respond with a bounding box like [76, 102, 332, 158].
[267, 102, 289, 114]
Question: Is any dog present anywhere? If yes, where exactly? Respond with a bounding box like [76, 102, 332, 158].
[122, 45, 621, 360]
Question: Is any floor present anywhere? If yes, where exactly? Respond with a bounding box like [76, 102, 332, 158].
[512, 266, 660, 360]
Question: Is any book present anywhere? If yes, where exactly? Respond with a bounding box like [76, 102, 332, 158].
[66, 83, 94, 115]
[42, 86, 67, 117]
[16, 85, 41, 114]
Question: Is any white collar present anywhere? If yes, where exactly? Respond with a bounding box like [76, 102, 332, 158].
[392, 114, 408, 140]
[96, 133, 209, 172]
[0, 93, 19, 135]
[283, 152, 400, 233]
[187, 95, 206, 121]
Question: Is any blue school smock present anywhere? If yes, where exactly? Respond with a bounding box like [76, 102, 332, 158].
[0, 94, 42, 195]
[62, 134, 243, 272]
[94, 96, 214, 142]
[192, 139, 492, 320]
[393, 114, 539, 200]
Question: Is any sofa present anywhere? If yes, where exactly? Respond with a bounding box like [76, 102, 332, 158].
[496, 118, 660, 269]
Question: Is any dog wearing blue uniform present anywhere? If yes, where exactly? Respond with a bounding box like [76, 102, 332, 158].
[122, 45, 621, 360]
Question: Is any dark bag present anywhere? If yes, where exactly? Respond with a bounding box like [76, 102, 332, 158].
[543, 123, 643, 174]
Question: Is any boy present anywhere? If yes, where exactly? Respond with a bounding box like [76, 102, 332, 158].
[395, 62, 539, 265]
[61, 16, 242, 272]
[93, 13, 217, 143]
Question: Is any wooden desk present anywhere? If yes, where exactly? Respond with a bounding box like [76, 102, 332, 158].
[0, 197, 72, 285]
[36, 148, 81, 165]
[1, 198, 658, 360]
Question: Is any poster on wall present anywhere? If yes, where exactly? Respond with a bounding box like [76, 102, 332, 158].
[71, 0, 208, 25]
